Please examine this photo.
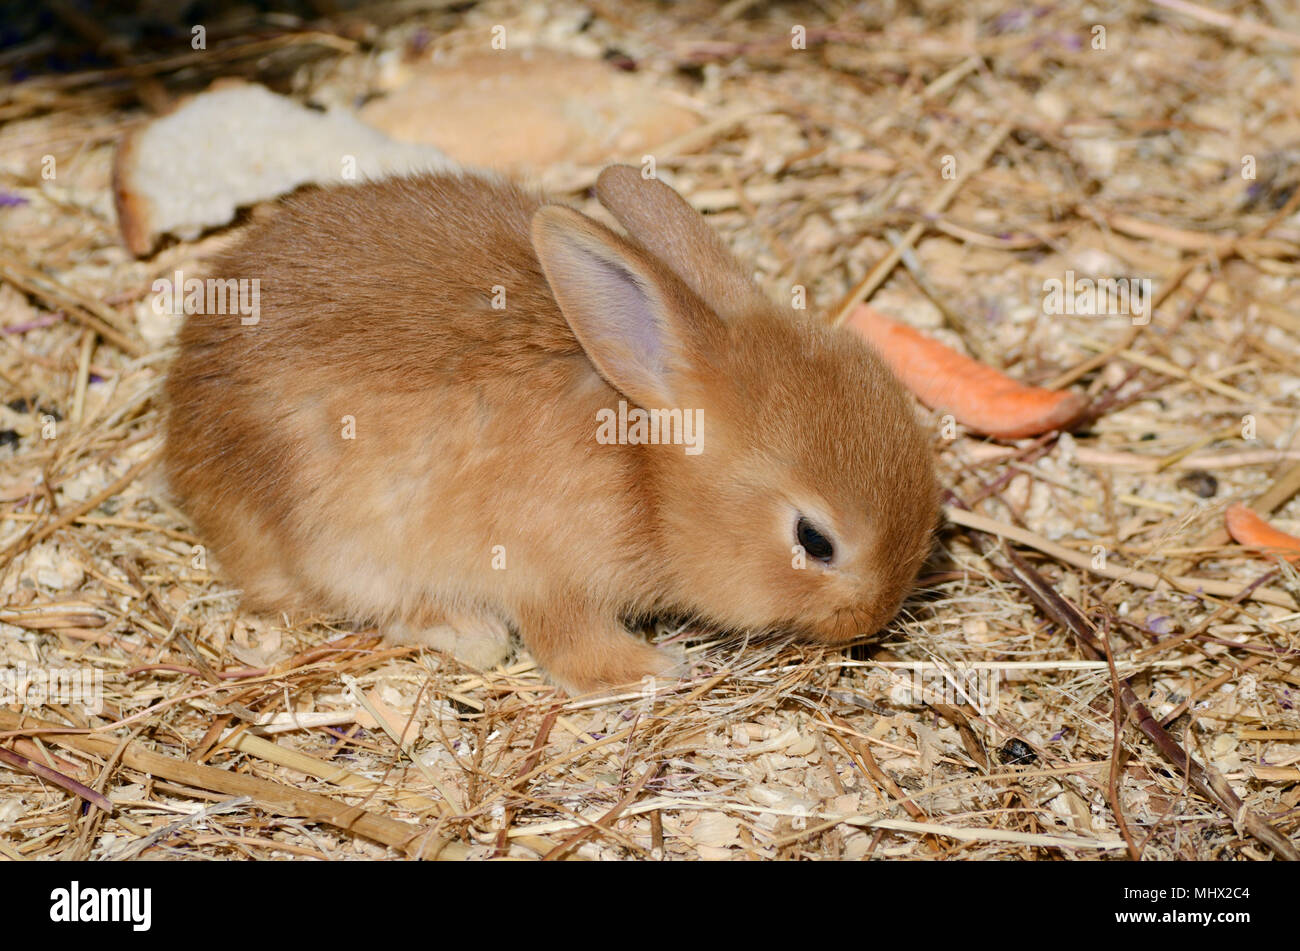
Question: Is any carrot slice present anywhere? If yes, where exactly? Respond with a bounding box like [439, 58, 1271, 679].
[846, 304, 1086, 439]
[1224, 503, 1300, 560]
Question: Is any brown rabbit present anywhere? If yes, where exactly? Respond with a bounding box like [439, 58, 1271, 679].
[163, 165, 939, 693]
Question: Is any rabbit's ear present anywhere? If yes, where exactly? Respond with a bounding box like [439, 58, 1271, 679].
[531, 204, 718, 409]
[595, 165, 768, 321]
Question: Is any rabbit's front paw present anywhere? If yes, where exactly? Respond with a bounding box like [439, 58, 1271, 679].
[518, 606, 689, 695]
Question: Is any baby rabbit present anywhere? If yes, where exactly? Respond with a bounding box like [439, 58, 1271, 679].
[164, 165, 939, 693]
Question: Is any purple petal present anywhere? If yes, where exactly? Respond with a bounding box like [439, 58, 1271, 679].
[1146, 616, 1172, 635]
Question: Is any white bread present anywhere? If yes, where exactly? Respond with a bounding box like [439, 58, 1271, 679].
[113, 80, 457, 256]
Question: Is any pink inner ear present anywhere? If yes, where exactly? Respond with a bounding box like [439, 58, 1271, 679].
[538, 225, 676, 407]
[585, 257, 666, 383]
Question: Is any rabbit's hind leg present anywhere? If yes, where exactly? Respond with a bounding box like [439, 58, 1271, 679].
[383, 605, 515, 673]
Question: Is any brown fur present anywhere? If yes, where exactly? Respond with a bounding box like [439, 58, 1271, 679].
[164, 167, 939, 693]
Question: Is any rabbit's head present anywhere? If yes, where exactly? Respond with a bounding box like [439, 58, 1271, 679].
[531, 166, 939, 645]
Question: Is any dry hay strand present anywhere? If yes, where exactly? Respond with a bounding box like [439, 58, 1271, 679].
[1, 0, 1299, 860]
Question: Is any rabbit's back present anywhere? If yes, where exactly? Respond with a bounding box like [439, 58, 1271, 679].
[173, 173, 581, 383]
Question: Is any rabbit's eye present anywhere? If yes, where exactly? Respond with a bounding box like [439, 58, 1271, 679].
[796, 517, 834, 562]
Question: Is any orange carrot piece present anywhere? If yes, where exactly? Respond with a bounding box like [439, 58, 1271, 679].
[846, 304, 1086, 439]
[1224, 503, 1300, 560]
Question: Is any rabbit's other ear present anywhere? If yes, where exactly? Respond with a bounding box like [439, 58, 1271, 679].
[595, 165, 768, 322]
[531, 204, 719, 409]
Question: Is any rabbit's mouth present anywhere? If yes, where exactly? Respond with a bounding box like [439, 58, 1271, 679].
[800, 601, 895, 645]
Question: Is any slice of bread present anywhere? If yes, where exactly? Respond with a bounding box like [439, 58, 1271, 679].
[358, 50, 701, 172]
[113, 79, 458, 257]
